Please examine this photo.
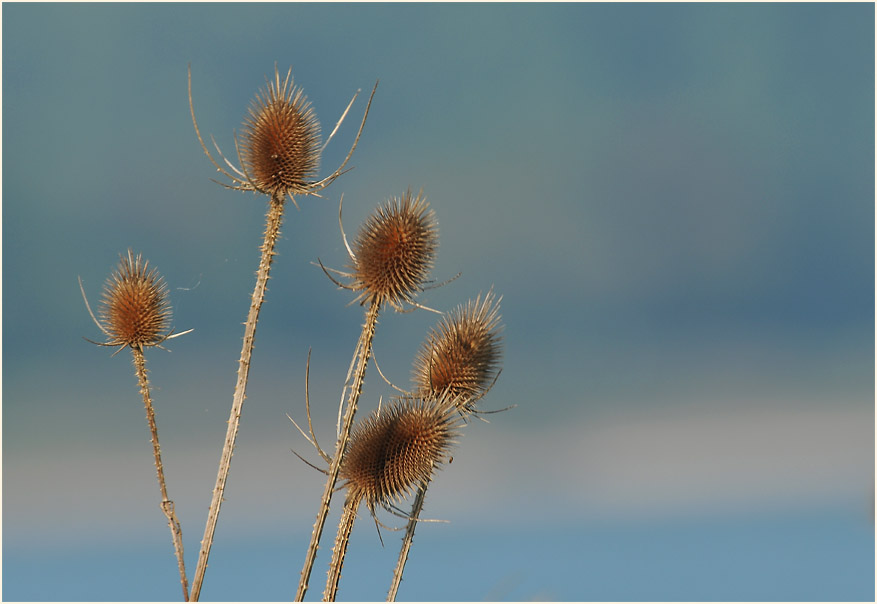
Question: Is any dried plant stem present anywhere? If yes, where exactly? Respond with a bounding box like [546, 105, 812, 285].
[296, 301, 380, 601]
[190, 194, 287, 601]
[386, 481, 428, 602]
[131, 347, 189, 601]
[324, 496, 361, 601]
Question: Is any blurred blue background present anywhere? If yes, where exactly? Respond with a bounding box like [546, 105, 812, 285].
[3, 2, 874, 601]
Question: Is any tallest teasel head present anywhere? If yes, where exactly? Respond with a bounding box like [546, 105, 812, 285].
[188, 64, 377, 204]
[239, 68, 321, 198]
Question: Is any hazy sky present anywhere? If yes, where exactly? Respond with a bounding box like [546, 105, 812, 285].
[3, 2, 874, 601]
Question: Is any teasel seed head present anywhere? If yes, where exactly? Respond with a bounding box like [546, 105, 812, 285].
[413, 291, 504, 412]
[340, 394, 461, 514]
[350, 189, 438, 310]
[98, 250, 172, 351]
[240, 68, 322, 199]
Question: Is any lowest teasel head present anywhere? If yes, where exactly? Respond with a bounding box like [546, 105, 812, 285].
[413, 291, 504, 412]
[340, 394, 462, 515]
[79, 250, 190, 354]
[340, 189, 439, 310]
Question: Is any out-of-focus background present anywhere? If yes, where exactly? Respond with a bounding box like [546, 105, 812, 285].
[2, 3, 874, 601]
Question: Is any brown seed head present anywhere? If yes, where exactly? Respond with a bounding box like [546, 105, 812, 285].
[99, 250, 172, 350]
[240, 67, 321, 199]
[340, 395, 460, 513]
[413, 292, 503, 411]
[351, 189, 438, 309]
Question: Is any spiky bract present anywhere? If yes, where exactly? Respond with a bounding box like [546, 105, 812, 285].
[240, 68, 321, 199]
[351, 190, 438, 309]
[413, 292, 503, 411]
[340, 395, 460, 514]
[99, 250, 172, 351]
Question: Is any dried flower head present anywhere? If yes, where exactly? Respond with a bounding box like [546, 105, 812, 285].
[349, 189, 438, 309]
[413, 291, 503, 411]
[340, 395, 460, 514]
[80, 250, 189, 353]
[99, 251, 171, 350]
[189, 65, 377, 204]
[239, 69, 321, 198]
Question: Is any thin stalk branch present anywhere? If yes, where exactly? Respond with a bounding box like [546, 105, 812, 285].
[131, 347, 189, 601]
[189, 194, 287, 601]
[305, 348, 331, 464]
[324, 495, 361, 601]
[296, 301, 381, 601]
[386, 480, 429, 602]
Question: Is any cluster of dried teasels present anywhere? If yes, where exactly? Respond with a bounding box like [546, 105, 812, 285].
[80, 65, 504, 602]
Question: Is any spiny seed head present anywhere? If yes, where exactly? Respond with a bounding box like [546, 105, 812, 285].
[413, 291, 503, 412]
[340, 395, 460, 513]
[99, 250, 171, 350]
[351, 189, 438, 309]
[240, 67, 321, 198]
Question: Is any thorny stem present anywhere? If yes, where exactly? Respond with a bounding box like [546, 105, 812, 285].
[324, 495, 361, 601]
[386, 481, 429, 602]
[131, 347, 190, 601]
[296, 301, 381, 601]
[189, 194, 286, 601]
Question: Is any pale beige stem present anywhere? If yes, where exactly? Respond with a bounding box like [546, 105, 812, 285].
[189, 195, 286, 601]
[387, 481, 428, 602]
[296, 301, 381, 601]
[132, 347, 190, 601]
[323, 495, 361, 601]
